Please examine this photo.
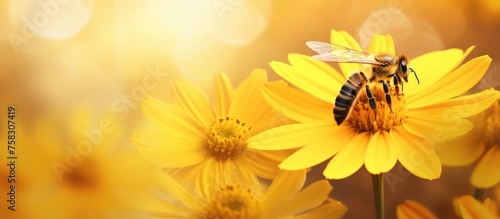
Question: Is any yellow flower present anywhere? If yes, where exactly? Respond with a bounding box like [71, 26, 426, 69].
[138, 170, 347, 218]
[11, 106, 153, 219]
[397, 187, 500, 219]
[249, 29, 498, 180]
[435, 93, 500, 188]
[132, 69, 293, 194]
[396, 200, 438, 219]
[454, 194, 499, 219]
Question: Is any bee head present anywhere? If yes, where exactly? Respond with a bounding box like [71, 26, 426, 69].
[398, 55, 409, 82]
[398, 55, 419, 84]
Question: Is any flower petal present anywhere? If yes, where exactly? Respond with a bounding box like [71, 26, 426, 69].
[471, 146, 500, 188]
[156, 171, 199, 211]
[279, 126, 356, 170]
[194, 159, 261, 200]
[229, 69, 268, 123]
[264, 180, 332, 218]
[402, 117, 473, 143]
[294, 199, 347, 219]
[262, 82, 333, 123]
[248, 121, 341, 150]
[131, 129, 206, 168]
[407, 89, 500, 119]
[172, 80, 215, 127]
[289, 53, 346, 88]
[405, 46, 474, 96]
[214, 73, 233, 118]
[434, 134, 485, 166]
[323, 132, 370, 179]
[261, 170, 307, 211]
[365, 130, 398, 174]
[244, 149, 293, 179]
[269, 55, 340, 103]
[457, 195, 497, 219]
[330, 29, 364, 78]
[367, 34, 395, 54]
[397, 200, 438, 219]
[392, 126, 441, 180]
[141, 95, 206, 138]
[407, 55, 492, 108]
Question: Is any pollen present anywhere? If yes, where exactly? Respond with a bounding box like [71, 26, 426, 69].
[203, 185, 262, 219]
[206, 116, 252, 161]
[347, 83, 407, 133]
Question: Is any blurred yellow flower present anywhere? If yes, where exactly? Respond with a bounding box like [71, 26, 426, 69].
[396, 200, 438, 219]
[138, 170, 347, 218]
[249, 29, 498, 180]
[436, 93, 500, 188]
[132, 69, 292, 194]
[455, 194, 499, 219]
[397, 187, 500, 219]
[14, 106, 154, 219]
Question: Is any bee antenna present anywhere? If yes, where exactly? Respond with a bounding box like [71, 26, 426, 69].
[410, 68, 420, 84]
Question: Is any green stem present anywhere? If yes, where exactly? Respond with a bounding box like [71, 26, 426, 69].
[473, 187, 484, 201]
[372, 174, 385, 219]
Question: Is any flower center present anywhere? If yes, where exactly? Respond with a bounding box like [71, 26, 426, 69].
[477, 99, 500, 147]
[347, 83, 407, 133]
[203, 185, 262, 219]
[206, 116, 252, 161]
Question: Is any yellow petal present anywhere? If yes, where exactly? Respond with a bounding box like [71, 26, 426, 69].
[229, 69, 268, 123]
[132, 196, 187, 217]
[261, 170, 307, 211]
[278, 126, 357, 170]
[131, 129, 206, 168]
[324, 132, 370, 179]
[397, 200, 438, 219]
[214, 73, 233, 118]
[262, 82, 333, 123]
[482, 198, 498, 217]
[289, 53, 346, 88]
[367, 34, 395, 54]
[434, 134, 485, 166]
[407, 89, 500, 119]
[407, 55, 492, 108]
[405, 46, 474, 97]
[172, 80, 215, 127]
[471, 146, 500, 188]
[392, 126, 441, 180]
[156, 171, 199, 211]
[402, 117, 473, 143]
[330, 29, 364, 78]
[141, 95, 206, 137]
[457, 195, 497, 219]
[248, 120, 340, 150]
[265, 180, 332, 218]
[269, 55, 339, 103]
[365, 130, 398, 174]
[294, 199, 348, 219]
[244, 149, 293, 179]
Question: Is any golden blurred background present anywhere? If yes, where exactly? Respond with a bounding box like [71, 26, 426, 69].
[1, 0, 499, 218]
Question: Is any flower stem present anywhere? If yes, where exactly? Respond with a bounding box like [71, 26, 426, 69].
[372, 174, 384, 219]
[473, 187, 484, 201]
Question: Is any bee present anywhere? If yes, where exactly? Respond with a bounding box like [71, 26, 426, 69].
[306, 41, 419, 125]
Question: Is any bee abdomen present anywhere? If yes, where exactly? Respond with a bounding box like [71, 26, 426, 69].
[333, 73, 364, 125]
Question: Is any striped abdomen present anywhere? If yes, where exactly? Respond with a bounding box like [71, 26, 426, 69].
[334, 72, 365, 125]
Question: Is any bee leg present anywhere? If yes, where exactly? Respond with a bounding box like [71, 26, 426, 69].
[365, 85, 376, 110]
[379, 80, 393, 113]
[393, 76, 401, 100]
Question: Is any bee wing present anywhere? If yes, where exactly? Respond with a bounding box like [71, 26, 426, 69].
[306, 41, 383, 65]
